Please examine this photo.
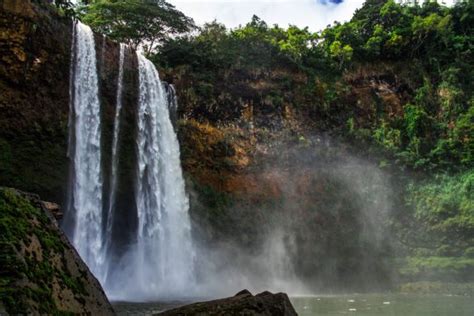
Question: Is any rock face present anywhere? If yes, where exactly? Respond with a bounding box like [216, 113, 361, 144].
[0, 187, 114, 315]
[180, 115, 393, 292]
[158, 290, 298, 316]
[0, 0, 139, 207]
[0, 0, 72, 203]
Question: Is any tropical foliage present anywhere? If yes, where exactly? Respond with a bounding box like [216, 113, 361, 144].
[77, 0, 194, 53]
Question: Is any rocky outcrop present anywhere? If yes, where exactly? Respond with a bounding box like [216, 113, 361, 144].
[341, 62, 418, 130]
[0, 187, 114, 315]
[0, 0, 139, 207]
[158, 290, 297, 316]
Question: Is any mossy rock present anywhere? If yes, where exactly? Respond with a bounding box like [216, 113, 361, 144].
[0, 187, 114, 315]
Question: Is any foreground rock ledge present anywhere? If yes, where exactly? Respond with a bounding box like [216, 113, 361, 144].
[0, 187, 114, 315]
[157, 289, 298, 316]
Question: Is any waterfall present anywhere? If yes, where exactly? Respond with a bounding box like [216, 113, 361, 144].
[164, 83, 178, 128]
[65, 21, 104, 278]
[130, 53, 195, 298]
[66, 21, 195, 299]
[103, 43, 126, 282]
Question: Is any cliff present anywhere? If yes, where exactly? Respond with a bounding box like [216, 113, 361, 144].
[0, 0, 405, 292]
[0, 187, 114, 314]
[0, 0, 138, 206]
[1, 0, 472, 295]
[0, 0, 71, 203]
[0, 0, 141, 254]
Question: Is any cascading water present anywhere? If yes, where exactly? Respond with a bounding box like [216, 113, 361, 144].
[130, 53, 195, 298]
[65, 21, 104, 278]
[104, 53, 196, 300]
[66, 22, 196, 299]
[164, 83, 178, 128]
[103, 43, 126, 283]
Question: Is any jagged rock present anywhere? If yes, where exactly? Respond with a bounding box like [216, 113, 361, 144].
[41, 200, 62, 220]
[0, 187, 114, 315]
[157, 290, 298, 316]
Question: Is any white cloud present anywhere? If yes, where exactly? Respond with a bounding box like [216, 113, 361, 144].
[167, 0, 366, 31]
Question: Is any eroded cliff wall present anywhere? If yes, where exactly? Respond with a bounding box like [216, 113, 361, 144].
[0, 0, 139, 207]
[0, 0, 71, 203]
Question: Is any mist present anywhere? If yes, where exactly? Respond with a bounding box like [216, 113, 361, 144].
[187, 134, 396, 298]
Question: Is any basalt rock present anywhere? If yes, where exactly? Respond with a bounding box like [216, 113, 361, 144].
[0, 0, 139, 209]
[0, 187, 114, 315]
[157, 290, 298, 316]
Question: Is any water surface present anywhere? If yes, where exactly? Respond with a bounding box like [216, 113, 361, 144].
[113, 300, 187, 315]
[291, 294, 474, 316]
[113, 293, 474, 315]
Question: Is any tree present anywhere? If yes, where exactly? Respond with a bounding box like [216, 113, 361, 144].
[351, 0, 389, 40]
[329, 40, 353, 68]
[79, 0, 194, 54]
[44, 0, 76, 17]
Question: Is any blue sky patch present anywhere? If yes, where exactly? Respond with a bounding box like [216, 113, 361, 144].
[319, 0, 344, 5]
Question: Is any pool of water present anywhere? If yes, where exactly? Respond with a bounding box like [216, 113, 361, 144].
[113, 294, 474, 315]
[291, 294, 474, 316]
[113, 300, 186, 315]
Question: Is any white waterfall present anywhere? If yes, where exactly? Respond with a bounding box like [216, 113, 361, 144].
[166, 83, 179, 127]
[130, 53, 195, 298]
[105, 53, 196, 300]
[66, 23, 195, 299]
[66, 21, 104, 278]
[103, 43, 126, 283]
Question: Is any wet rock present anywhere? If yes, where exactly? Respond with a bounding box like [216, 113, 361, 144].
[157, 290, 298, 316]
[0, 187, 114, 315]
[41, 200, 63, 220]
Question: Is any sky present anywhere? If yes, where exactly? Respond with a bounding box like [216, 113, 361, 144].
[167, 0, 366, 32]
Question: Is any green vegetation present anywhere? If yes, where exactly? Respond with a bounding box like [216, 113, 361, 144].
[401, 256, 474, 282]
[399, 281, 474, 295]
[0, 188, 85, 314]
[335, 0, 474, 172]
[36, 0, 76, 17]
[153, 0, 473, 172]
[78, 0, 194, 54]
[404, 170, 474, 254]
[154, 16, 337, 124]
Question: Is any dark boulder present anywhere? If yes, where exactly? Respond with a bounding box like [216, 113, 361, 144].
[157, 290, 298, 316]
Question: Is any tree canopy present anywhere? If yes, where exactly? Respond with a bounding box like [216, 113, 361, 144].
[78, 0, 194, 54]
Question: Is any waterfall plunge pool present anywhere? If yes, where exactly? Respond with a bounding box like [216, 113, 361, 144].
[291, 293, 474, 315]
[112, 293, 474, 315]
